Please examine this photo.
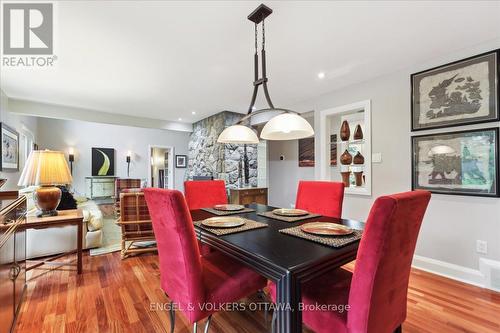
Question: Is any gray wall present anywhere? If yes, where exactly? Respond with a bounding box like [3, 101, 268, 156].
[269, 39, 500, 271]
[0, 90, 38, 190]
[37, 117, 190, 195]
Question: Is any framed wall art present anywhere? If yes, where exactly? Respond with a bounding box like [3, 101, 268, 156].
[298, 137, 315, 167]
[91, 147, 115, 176]
[411, 49, 499, 131]
[175, 155, 187, 168]
[0, 123, 19, 171]
[412, 128, 499, 197]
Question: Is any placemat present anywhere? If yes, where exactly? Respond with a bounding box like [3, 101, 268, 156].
[257, 211, 321, 223]
[201, 207, 255, 216]
[279, 226, 363, 248]
[194, 218, 267, 236]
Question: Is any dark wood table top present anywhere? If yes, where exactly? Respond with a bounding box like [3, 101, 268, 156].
[191, 203, 365, 277]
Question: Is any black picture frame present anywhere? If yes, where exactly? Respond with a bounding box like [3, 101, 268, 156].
[91, 147, 115, 176]
[176, 155, 187, 168]
[0, 122, 19, 171]
[411, 127, 499, 197]
[411, 49, 500, 131]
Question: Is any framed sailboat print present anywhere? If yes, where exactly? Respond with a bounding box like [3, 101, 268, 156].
[411, 49, 499, 131]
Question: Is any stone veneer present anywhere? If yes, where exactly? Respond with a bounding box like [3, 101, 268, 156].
[186, 111, 258, 189]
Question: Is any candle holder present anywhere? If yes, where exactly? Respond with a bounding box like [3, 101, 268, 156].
[126, 151, 132, 177]
[68, 148, 75, 175]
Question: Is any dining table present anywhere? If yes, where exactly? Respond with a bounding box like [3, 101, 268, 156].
[191, 203, 365, 333]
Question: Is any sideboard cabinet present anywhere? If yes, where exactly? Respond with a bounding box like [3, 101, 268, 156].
[0, 193, 27, 333]
[85, 176, 117, 199]
[230, 187, 268, 205]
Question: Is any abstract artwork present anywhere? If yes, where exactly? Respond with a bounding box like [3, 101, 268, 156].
[0, 123, 19, 171]
[412, 128, 499, 197]
[91, 148, 115, 176]
[411, 49, 499, 131]
[298, 137, 315, 167]
[330, 134, 337, 166]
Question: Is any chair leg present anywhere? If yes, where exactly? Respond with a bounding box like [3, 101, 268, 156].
[204, 315, 212, 333]
[394, 325, 402, 333]
[193, 321, 198, 333]
[271, 310, 277, 333]
[168, 301, 175, 333]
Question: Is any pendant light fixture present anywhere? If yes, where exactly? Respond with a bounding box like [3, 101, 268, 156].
[217, 4, 314, 144]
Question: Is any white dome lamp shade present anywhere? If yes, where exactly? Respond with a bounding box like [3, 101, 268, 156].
[217, 124, 259, 144]
[261, 112, 314, 140]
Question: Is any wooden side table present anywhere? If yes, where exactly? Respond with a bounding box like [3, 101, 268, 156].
[24, 209, 84, 274]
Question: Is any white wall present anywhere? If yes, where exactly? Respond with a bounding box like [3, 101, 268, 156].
[269, 39, 500, 277]
[0, 90, 38, 191]
[269, 115, 315, 207]
[37, 117, 190, 195]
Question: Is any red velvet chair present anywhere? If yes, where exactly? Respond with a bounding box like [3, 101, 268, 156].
[184, 180, 228, 255]
[184, 180, 228, 210]
[269, 190, 431, 333]
[144, 188, 267, 333]
[295, 181, 345, 218]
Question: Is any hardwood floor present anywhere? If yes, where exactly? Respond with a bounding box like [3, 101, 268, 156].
[15, 251, 500, 333]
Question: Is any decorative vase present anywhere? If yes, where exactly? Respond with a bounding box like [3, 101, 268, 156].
[353, 152, 365, 164]
[341, 172, 350, 187]
[354, 171, 363, 186]
[353, 124, 363, 140]
[340, 121, 350, 141]
[340, 150, 352, 165]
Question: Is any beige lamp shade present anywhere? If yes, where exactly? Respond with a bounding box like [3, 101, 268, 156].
[260, 113, 314, 140]
[217, 125, 259, 144]
[18, 150, 73, 186]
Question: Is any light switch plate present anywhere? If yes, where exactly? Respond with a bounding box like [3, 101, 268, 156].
[372, 153, 382, 163]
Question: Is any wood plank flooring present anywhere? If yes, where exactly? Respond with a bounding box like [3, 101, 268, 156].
[15, 251, 500, 333]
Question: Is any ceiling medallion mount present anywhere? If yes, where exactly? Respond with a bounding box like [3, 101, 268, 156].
[217, 4, 314, 144]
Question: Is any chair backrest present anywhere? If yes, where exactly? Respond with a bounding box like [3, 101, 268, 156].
[119, 190, 152, 233]
[184, 180, 228, 210]
[295, 181, 344, 218]
[143, 188, 204, 314]
[115, 178, 141, 202]
[347, 190, 431, 333]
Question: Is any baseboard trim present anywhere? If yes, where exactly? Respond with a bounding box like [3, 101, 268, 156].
[412, 255, 485, 289]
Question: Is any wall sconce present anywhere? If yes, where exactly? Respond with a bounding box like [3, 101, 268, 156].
[68, 148, 75, 174]
[126, 151, 132, 177]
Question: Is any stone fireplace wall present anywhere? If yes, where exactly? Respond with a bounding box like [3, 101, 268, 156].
[187, 111, 258, 189]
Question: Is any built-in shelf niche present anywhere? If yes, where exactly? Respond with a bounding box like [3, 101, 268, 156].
[319, 100, 372, 196]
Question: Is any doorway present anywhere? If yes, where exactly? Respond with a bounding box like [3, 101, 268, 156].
[148, 146, 174, 189]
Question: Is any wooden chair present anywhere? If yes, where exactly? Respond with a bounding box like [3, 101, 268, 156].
[114, 178, 141, 216]
[116, 190, 156, 259]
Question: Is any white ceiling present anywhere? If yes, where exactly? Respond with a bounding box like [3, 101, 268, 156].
[1, 1, 500, 124]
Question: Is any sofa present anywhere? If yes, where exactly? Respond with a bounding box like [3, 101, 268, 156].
[19, 186, 104, 259]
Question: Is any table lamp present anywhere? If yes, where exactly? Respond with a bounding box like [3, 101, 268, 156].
[18, 150, 73, 217]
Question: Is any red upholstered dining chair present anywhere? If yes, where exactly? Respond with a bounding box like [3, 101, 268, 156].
[184, 180, 228, 255]
[144, 188, 266, 333]
[269, 190, 431, 333]
[295, 181, 345, 218]
[184, 180, 228, 210]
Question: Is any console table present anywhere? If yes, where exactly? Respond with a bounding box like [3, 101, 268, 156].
[85, 176, 116, 199]
[0, 192, 27, 333]
[25, 209, 84, 275]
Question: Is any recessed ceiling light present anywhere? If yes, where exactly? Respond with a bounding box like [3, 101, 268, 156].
[178, 118, 182, 121]
[317, 72, 326, 79]
[191, 111, 196, 115]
